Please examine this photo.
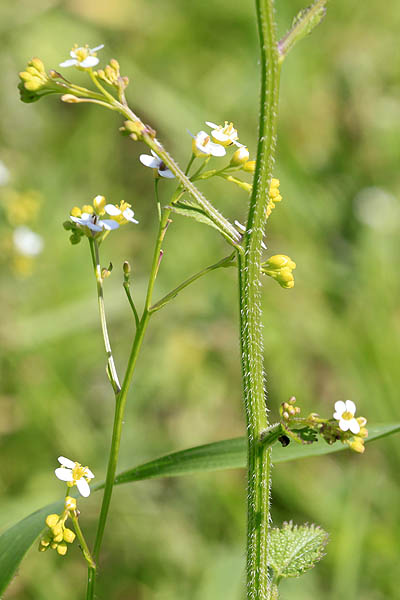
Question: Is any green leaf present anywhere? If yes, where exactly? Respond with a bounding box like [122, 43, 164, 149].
[169, 202, 225, 235]
[268, 522, 329, 580]
[278, 0, 328, 61]
[0, 422, 398, 596]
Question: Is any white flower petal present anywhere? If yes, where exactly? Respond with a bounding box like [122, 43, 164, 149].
[80, 56, 99, 68]
[85, 468, 95, 479]
[212, 130, 230, 143]
[70, 49, 79, 57]
[91, 44, 104, 52]
[159, 168, 175, 179]
[339, 419, 350, 432]
[140, 154, 160, 169]
[58, 456, 76, 468]
[205, 121, 218, 129]
[345, 400, 356, 415]
[100, 219, 120, 230]
[104, 204, 121, 216]
[59, 59, 78, 68]
[334, 401, 346, 416]
[122, 208, 139, 223]
[85, 221, 103, 232]
[349, 419, 360, 434]
[55, 467, 73, 481]
[209, 142, 226, 157]
[76, 478, 91, 497]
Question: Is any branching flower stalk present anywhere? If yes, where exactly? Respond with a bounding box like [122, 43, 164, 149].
[239, 1, 281, 598]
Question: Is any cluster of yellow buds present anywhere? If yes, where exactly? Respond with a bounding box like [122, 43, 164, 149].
[18, 58, 56, 103]
[39, 496, 77, 556]
[343, 417, 368, 454]
[96, 59, 129, 90]
[63, 195, 139, 244]
[261, 254, 296, 289]
[280, 396, 301, 421]
[266, 178, 282, 217]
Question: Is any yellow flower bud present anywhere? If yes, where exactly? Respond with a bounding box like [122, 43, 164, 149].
[348, 437, 365, 453]
[39, 543, 49, 552]
[51, 523, 64, 537]
[30, 58, 45, 73]
[93, 195, 106, 214]
[359, 427, 368, 439]
[53, 532, 64, 543]
[230, 146, 250, 166]
[56, 542, 68, 556]
[61, 94, 82, 104]
[82, 205, 94, 214]
[45, 514, 60, 528]
[243, 160, 256, 173]
[24, 78, 44, 91]
[70, 206, 82, 217]
[110, 59, 120, 72]
[63, 528, 76, 543]
[65, 496, 77, 511]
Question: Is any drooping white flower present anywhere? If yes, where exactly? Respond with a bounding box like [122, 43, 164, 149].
[192, 131, 226, 157]
[205, 121, 242, 147]
[235, 220, 266, 250]
[70, 211, 120, 232]
[55, 456, 95, 498]
[60, 44, 104, 69]
[333, 400, 360, 434]
[13, 226, 44, 256]
[139, 151, 175, 178]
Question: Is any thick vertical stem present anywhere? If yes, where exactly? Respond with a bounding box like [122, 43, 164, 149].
[239, 1, 281, 599]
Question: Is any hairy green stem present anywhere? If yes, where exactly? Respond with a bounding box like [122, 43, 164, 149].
[238, 1, 281, 599]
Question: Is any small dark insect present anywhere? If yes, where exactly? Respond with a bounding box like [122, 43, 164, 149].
[278, 435, 290, 447]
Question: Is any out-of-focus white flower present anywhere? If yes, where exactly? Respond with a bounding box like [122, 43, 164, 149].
[55, 456, 95, 498]
[60, 44, 104, 69]
[333, 400, 360, 434]
[205, 121, 242, 147]
[192, 131, 226, 157]
[0, 160, 10, 186]
[235, 220, 266, 250]
[13, 226, 44, 256]
[139, 151, 175, 178]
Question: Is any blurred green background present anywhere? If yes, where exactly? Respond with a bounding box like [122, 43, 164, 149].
[1, 0, 400, 598]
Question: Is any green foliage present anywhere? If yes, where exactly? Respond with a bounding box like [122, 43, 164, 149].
[268, 522, 329, 581]
[279, 0, 328, 60]
[169, 201, 227, 237]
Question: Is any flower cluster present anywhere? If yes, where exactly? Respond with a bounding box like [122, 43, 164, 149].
[64, 195, 138, 243]
[60, 44, 104, 69]
[96, 58, 129, 91]
[266, 178, 282, 217]
[262, 254, 296, 289]
[18, 58, 53, 103]
[55, 456, 95, 497]
[279, 397, 368, 454]
[39, 496, 77, 556]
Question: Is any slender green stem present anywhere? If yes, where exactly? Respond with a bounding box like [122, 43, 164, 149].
[123, 280, 140, 329]
[86, 209, 172, 599]
[89, 238, 121, 394]
[149, 252, 236, 313]
[238, 1, 281, 599]
[70, 512, 96, 570]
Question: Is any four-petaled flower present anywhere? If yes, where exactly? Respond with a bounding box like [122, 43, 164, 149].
[60, 44, 104, 69]
[55, 456, 95, 497]
[333, 400, 360, 434]
[139, 151, 175, 178]
[205, 121, 242, 147]
[70, 198, 138, 234]
[192, 131, 226, 157]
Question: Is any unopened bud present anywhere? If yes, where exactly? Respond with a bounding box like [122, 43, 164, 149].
[282, 411, 289, 420]
[288, 406, 296, 416]
[110, 59, 120, 72]
[230, 146, 250, 166]
[30, 57, 45, 73]
[61, 94, 81, 103]
[243, 160, 256, 173]
[101, 267, 112, 279]
[45, 514, 59, 528]
[56, 542, 68, 556]
[93, 194, 106, 213]
[63, 528, 76, 543]
[123, 260, 131, 275]
[65, 496, 77, 511]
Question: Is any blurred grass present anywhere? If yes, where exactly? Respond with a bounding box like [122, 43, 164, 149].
[1, 0, 400, 598]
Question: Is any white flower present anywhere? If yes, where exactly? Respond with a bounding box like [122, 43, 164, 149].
[192, 131, 226, 157]
[60, 44, 104, 69]
[103, 203, 139, 224]
[139, 151, 175, 178]
[70, 211, 120, 232]
[13, 226, 44, 256]
[0, 160, 10, 186]
[235, 220, 266, 250]
[55, 456, 95, 498]
[205, 121, 242, 147]
[333, 400, 360, 434]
